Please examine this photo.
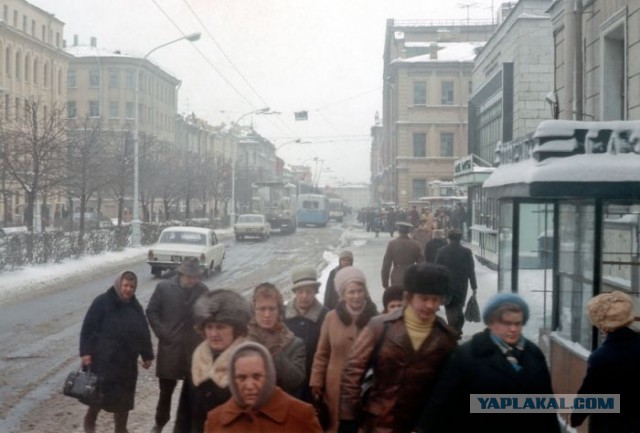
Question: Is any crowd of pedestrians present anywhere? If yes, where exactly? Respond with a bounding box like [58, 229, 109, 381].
[77, 215, 640, 433]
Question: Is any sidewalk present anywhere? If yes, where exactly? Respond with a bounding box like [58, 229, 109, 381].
[318, 222, 499, 337]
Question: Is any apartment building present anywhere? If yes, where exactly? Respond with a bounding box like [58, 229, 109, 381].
[379, 19, 495, 209]
[0, 0, 70, 226]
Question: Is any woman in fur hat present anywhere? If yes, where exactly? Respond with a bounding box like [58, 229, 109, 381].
[310, 266, 378, 433]
[570, 291, 640, 433]
[173, 290, 251, 433]
[248, 283, 306, 396]
[204, 341, 323, 433]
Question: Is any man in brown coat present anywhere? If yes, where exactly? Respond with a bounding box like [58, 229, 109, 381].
[339, 263, 458, 433]
[381, 221, 424, 289]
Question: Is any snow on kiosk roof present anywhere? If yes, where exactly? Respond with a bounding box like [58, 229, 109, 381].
[483, 120, 640, 199]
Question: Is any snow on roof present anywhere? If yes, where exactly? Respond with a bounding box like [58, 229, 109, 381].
[393, 42, 485, 63]
[484, 153, 640, 188]
[65, 45, 142, 59]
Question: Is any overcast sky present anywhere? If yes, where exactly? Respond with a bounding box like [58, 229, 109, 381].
[30, 0, 496, 184]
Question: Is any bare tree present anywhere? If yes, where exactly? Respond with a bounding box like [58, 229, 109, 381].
[1, 99, 67, 234]
[103, 126, 134, 226]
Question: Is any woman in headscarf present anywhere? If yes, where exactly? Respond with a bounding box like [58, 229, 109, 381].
[79, 271, 154, 433]
[310, 266, 378, 432]
[248, 282, 306, 396]
[173, 289, 252, 433]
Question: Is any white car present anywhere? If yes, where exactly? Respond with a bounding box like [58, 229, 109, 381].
[147, 226, 225, 278]
[234, 214, 271, 241]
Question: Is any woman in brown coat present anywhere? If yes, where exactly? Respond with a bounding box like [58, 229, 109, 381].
[339, 263, 458, 433]
[204, 342, 323, 433]
[310, 266, 378, 433]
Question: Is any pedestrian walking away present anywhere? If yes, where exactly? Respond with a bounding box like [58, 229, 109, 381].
[173, 290, 252, 433]
[204, 341, 323, 433]
[416, 293, 560, 433]
[338, 263, 457, 433]
[146, 257, 209, 433]
[284, 266, 329, 402]
[381, 221, 424, 289]
[79, 270, 154, 433]
[570, 291, 640, 433]
[247, 282, 307, 396]
[435, 228, 478, 337]
[310, 266, 378, 433]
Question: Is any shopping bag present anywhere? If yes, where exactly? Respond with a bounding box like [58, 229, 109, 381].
[62, 366, 102, 406]
[464, 292, 481, 322]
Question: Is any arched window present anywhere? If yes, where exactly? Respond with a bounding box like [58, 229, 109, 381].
[43, 62, 48, 87]
[58, 68, 63, 95]
[33, 58, 39, 84]
[5, 46, 11, 77]
[15, 50, 21, 79]
[0, 42, 4, 77]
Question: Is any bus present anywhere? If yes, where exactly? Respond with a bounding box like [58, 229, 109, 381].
[328, 198, 344, 222]
[297, 194, 330, 227]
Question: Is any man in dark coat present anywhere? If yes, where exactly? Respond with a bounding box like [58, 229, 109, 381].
[146, 257, 209, 433]
[80, 271, 154, 433]
[416, 293, 560, 433]
[284, 266, 329, 402]
[435, 228, 477, 335]
[323, 250, 353, 310]
[381, 221, 424, 289]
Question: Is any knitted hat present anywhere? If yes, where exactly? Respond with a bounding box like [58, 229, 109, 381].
[482, 293, 530, 325]
[334, 266, 367, 296]
[403, 263, 449, 296]
[193, 289, 252, 334]
[290, 266, 321, 292]
[587, 291, 635, 333]
[383, 286, 405, 309]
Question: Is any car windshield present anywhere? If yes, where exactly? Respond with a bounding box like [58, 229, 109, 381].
[159, 231, 206, 245]
[238, 215, 263, 223]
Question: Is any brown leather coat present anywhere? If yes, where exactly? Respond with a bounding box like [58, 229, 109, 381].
[381, 235, 424, 288]
[340, 309, 457, 433]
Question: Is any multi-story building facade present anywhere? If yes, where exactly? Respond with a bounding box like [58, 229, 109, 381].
[458, 0, 554, 267]
[235, 127, 277, 213]
[0, 0, 70, 227]
[549, 0, 640, 121]
[370, 111, 384, 203]
[379, 19, 495, 209]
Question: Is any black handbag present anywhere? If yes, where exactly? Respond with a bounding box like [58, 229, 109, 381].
[312, 394, 331, 430]
[63, 366, 102, 406]
[360, 322, 390, 403]
[464, 292, 481, 322]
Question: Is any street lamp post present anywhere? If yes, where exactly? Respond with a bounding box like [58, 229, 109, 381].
[229, 107, 274, 226]
[130, 32, 201, 247]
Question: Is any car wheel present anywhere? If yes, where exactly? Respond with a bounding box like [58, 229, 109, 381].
[151, 267, 162, 278]
[215, 258, 223, 273]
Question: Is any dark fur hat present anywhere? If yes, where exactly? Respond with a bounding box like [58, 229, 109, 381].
[403, 263, 450, 296]
[193, 289, 252, 335]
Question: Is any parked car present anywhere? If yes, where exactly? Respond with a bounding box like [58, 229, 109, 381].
[234, 214, 271, 241]
[147, 226, 225, 278]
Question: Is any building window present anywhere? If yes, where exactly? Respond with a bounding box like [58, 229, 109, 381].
[58, 69, 62, 95]
[43, 63, 48, 87]
[602, 21, 625, 120]
[3, 6, 7, 21]
[15, 51, 21, 79]
[33, 59, 39, 84]
[413, 133, 427, 157]
[89, 70, 100, 88]
[441, 81, 454, 105]
[4, 95, 9, 119]
[13, 10, 17, 27]
[31, 19, 35, 36]
[440, 132, 454, 157]
[24, 55, 30, 82]
[412, 179, 427, 200]
[67, 70, 76, 88]
[108, 70, 119, 88]
[41, 24, 45, 42]
[109, 101, 119, 118]
[125, 102, 134, 119]
[5, 47, 11, 77]
[413, 81, 427, 105]
[56, 32, 60, 48]
[89, 100, 100, 118]
[125, 70, 135, 89]
[22, 15, 26, 32]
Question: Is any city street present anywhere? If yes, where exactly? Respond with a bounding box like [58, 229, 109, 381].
[0, 218, 501, 433]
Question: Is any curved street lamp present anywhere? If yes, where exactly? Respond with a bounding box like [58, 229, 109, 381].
[130, 32, 201, 247]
